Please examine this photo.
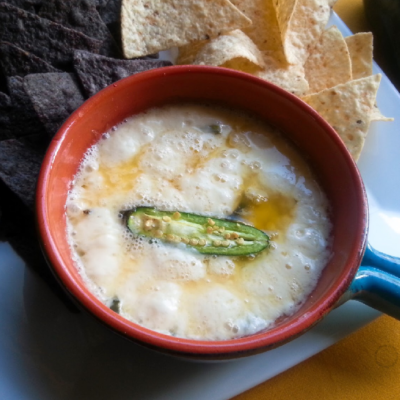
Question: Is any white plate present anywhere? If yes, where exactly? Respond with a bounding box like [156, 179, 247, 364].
[1, 12, 399, 400]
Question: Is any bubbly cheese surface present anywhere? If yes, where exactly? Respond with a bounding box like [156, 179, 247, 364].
[66, 103, 332, 341]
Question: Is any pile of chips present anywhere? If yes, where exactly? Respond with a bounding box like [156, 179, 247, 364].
[120, 0, 392, 161]
[0, 0, 172, 308]
[0, 0, 393, 308]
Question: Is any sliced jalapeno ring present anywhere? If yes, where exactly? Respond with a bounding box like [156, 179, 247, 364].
[125, 207, 270, 256]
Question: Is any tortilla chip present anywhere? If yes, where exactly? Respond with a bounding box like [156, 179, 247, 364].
[0, 91, 12, 140]
[301, 74, 381, 160]
[0, 139, 43, 210]
[176, 40, 209, 65]
[73, 50, 172, 97]
[304, 26, 352, 93]
[256, 56, 309, 96]
[0, 3, 102, 69]
[6, 76, 45, 138]
[38, 0, 120, 57]
[0, 42, 61, 77]
[24, 73, 85, 137]
[177, 0, 285, 65]
[98, 0, 122, 25]
[193, 30, 265, 70]
[370, 105, 394, 122]
[2, 0, 41, 13]
[231, 0, 285, 60]
[345, 32, 373, 79]
[274, 0, 333, 65]
[121, 0, 251, 58]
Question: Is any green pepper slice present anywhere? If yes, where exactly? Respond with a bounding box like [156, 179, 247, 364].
[125, 207, 269, 256]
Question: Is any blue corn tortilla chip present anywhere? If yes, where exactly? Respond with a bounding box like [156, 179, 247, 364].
[0, 41, 61, 77]
[0, 176, 80, 313]
[0, 138, 43, 209]
[24, 72, 86, 137]
[0, 3, 102, 69]
[98, 0, 121, 25]
[2, 0, 41, 13]
[38, 0, 121, 57]
[73, 50, 172, 97]
[6, 75, 45, 138]
[0, 91, 12, 140]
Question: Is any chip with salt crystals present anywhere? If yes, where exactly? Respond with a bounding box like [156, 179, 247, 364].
[345, 32, 373, 80]
[274, 0, 335, 65]
[193, 30, 265, 71]
[73, 50, 172, 97]
[301, 74, 381, 160]
[0, 42, 61, 77]
[121, 0, 251, 58]
[304, 25, 352, 94]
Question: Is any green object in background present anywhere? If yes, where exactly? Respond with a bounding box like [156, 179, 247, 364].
[125, 207, 270, 256]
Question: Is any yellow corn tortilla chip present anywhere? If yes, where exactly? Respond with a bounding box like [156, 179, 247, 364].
[304, 25, 352, 93]
[177, 40, 209, 65]
[177, 0, 308, 95]
[193, 30, 265, 69]
[121, 0, 252, 58]
[231, 0, 285, 60]
[301, 74, 381, 160]
[256, 56, 309, 95]
[274, 0, 334, 65]
[230, 0, 309, 95]
[370, 105, 394, 121]
[345, 32, 373, 79]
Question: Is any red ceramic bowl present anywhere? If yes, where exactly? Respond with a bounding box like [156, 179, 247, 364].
[36, 65, 367, 360]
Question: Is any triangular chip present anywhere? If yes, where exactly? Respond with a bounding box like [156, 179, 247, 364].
[231, 0, 285, 60]
[121, 0, 251, 58]
[0, 3, 102, 69]
[370, 105, 394, 122]
[0, 42, 61, 77]
[177, 0, 285, 64]
[345, 32, 373, 79]
[24, 73, 85, 137]
[301, 74, 381, 160]
[274, 0, 334, 65]
[304, 25, 352, 93]
[0, 139, 43, 210]
[256, 57, 309, 96]
[0, 91, 12, 140]
[6, 76, 45, 138]
[193, 30, 265, 70]
[177, 40, 209, 65]
[73, 50, 172, 97]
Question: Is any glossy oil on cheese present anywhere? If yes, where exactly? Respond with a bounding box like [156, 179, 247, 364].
[66, 103, 332, 341]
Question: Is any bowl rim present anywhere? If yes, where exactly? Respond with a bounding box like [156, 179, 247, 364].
[36, 65, 368, 357]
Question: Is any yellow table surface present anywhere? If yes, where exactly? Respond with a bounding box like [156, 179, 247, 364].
[233, 1, 400, 399]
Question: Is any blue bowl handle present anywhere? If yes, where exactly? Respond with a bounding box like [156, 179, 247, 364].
[348, 243, 400, 319]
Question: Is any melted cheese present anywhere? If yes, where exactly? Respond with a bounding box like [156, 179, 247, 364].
[66, 103, 332, 340]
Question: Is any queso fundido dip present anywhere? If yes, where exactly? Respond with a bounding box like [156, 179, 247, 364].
[66, 103, 332, 341]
